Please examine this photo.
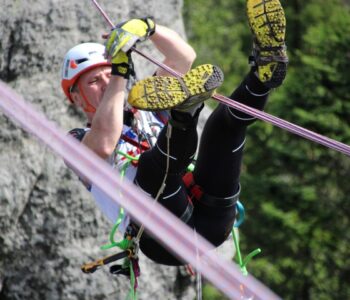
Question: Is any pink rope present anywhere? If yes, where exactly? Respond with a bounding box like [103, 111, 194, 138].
[0, 81, 281, 299]
[213, 94, 350, 156]
[91, 0, 350, 157]
[91, 0, 115, 28]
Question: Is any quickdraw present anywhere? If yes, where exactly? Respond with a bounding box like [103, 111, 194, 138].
[81, 229, 141, 299]
[232, 201, 261, 276]
[81, 148, 142, 299]
[81, 249, 132, 274]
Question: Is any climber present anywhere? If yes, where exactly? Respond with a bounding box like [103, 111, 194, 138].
[62, 0, 288, 266]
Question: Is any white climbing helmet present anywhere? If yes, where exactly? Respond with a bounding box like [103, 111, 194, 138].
[61, 42, 110, 102]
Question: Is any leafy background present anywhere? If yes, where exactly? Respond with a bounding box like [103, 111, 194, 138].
[183, 0, 350, 299]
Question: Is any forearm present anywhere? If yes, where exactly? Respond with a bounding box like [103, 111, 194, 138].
[150, 25, 196, 76]
[82, 76, 126, 159]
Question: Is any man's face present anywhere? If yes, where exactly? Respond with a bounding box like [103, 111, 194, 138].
[72, 66, 112, 112]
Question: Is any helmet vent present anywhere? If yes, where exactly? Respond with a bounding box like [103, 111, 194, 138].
[76, 58, 88, 64]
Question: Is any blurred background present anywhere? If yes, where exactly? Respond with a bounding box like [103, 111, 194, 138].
[183, 0, 350, 299]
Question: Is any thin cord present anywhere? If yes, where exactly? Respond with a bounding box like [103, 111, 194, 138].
[135, 124, 173, 241]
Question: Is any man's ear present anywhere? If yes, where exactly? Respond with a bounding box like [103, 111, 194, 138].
[70, 90, 83, 107]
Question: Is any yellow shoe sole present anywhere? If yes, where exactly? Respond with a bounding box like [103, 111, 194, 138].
[247, 0, 288, 86]
[128, 64, 223, 111]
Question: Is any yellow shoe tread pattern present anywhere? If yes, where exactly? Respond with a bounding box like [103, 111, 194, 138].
[247, 0, 286, 48]
[247, 0, 287, 85]
[128, 64, 223, 111]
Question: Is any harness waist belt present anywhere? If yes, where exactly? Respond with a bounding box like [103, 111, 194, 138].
[183, 172, 240, 208]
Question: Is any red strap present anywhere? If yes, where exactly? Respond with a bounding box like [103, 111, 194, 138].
[121, 134, 150, 151]
[182, 172, 203, 201]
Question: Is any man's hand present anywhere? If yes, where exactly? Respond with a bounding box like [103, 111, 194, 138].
[105, 17, 155, 78]
[120, 17, 155, 49]
[110, 51, 134, 79]
[105, 17, 155, 57]
[105, 31, 135, 78]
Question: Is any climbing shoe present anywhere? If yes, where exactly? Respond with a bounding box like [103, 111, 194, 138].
[127, 64, 224, 111]
[247, 0, 288, 88]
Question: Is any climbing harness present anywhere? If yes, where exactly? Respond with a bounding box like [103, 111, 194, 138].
[81, 109, 172, 299]
[183, 172, 240, 208]
[81, 108, 197, 298]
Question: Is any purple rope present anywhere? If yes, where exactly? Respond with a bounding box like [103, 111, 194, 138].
[214, 94, 350, 156]
[91, 0, 115, 27]
[91, 0, 350, 157]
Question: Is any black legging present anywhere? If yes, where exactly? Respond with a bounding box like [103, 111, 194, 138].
[133, 70, 270, 265]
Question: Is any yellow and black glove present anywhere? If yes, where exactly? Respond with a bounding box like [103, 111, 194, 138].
[119, 17, 155, 50]
[110, 51, 135, 79]
[105, 17, 155, 78]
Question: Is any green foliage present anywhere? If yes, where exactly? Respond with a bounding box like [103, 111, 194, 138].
[184, 0, 350, 299]
[184, 0, 250, 96]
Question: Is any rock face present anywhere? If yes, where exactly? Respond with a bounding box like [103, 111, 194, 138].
[0, 0, 201, 299]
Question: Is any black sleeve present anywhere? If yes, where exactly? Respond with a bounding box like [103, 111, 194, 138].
[68, 128, 87, 142]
